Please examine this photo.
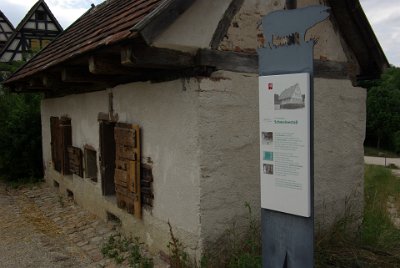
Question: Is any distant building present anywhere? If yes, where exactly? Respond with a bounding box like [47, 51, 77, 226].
[0, 11, 15, 52]
[0, 0, 62, 62]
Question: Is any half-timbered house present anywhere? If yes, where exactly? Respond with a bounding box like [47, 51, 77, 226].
[3, 0, 388, 258]
[0, 0, 62, 62]
[0, 11, 14, 52]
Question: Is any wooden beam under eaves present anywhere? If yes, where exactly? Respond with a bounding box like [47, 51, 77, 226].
[29, 77, 44, 88]
[62, 67, 146, 87]
[62, 68, 107, 83]
[120, 45, 194, 69]
[89, 55, 134, 75]
[196, 49, 349, 80]
[42, 74, 62, 88]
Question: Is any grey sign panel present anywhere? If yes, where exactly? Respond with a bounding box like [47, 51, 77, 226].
[258, 5, 330, 268]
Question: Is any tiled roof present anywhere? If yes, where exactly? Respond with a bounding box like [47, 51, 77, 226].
[6, 0, 163, 83]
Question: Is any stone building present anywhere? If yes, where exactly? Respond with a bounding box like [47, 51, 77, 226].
[3, 0, 388, 257]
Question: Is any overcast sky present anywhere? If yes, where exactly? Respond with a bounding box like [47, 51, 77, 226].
[0, 0, 398, 67]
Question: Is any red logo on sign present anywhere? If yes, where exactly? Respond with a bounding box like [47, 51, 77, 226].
[268, 83, 273, 90]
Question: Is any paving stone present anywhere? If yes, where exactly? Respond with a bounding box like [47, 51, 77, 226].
[96, 227, 110, 235]
[82, 243, 97, 252]
[77, 240, 89, 247]
[88, 249, 104, 262]
[90, 236, 104, 244]
[50, 252, 70, 262]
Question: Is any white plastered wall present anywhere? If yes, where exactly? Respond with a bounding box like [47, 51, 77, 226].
[41, 78, 202, 256]
[189, 0, 364, 240]
[197, 71, 260, 246]
[196, 72, 366, 245]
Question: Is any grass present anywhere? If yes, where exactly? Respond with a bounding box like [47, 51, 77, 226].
[364, 146, 400, 158]
[201, 203, 261, 268]
[101, 233, 154, 268]
[362, 165, 400, 249]
[315, 165, 400, 267]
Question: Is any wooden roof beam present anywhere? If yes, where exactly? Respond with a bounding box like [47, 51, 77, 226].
[29, 77, 44, 88]
[120, 45, 194, 69]
[42, 73, 63, 88]
[89, 54, 134, 75]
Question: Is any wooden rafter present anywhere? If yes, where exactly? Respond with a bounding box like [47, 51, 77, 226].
[210, 0, 244, 49]
[131, 0, 196, 45]
[120, 45, 194, 69]
[89, 55, 134, 76]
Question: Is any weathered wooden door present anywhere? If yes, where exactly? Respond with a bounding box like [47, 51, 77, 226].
[114, 123, 141, 219]
[100, 121, 116, 196]
[50, 116, 62, 172]
[50, 116, 71, 174]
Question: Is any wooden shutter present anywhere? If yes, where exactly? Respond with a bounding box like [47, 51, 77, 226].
[114, 123, 141, 219]
[60, 117, 72, 175]
[50, 116, 62, 172]
[67, 146, 83, 177]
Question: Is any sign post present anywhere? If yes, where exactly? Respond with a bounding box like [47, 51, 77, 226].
[258, 5, 330, 267]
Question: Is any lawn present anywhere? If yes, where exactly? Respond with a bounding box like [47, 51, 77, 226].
[315, 165, 400, 267]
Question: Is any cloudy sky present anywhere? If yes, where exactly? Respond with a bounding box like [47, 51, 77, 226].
[0, 0, 398, 66]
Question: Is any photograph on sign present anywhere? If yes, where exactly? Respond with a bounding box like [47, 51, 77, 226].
[259, 73, 311, 217]
[274, 83, 305, 110]
[261, 132, 273, 145]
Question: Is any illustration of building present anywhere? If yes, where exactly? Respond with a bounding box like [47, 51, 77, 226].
[0, 11, 14, 52]
[278, 83, 305, 109]
[0, 0, 62, 62]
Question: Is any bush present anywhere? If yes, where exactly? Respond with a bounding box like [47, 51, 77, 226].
[0, 62, 43, 181]
[393, 131, 400, 154]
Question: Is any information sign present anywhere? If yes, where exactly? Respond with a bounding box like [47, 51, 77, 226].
[259, 73, 311, 217]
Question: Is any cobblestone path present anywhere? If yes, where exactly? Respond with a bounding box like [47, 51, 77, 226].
[0, 182, 119, 267]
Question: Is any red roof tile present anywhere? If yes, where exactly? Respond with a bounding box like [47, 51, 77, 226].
[5, 0, 163, 83]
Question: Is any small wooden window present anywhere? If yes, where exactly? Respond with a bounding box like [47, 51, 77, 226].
[41, 39, 51, 48]
[30, 39, 40, 50]
[85, 147, 97, 182]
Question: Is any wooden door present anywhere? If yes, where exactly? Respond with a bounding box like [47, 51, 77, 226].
[100, 121, 116, 196]
[114, 123, 141, 219]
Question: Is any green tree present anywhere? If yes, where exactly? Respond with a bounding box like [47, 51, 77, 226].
[366, 67, 400, 150]
[0, 62, 43, 181]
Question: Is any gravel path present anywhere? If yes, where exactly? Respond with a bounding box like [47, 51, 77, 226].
[364, 156, 400, 167]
